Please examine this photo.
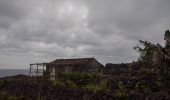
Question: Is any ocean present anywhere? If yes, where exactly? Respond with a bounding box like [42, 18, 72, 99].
[0, 69, 29, 78]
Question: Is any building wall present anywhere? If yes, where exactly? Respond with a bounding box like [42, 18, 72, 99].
[45, 59, 104, 80]
[50, 67, 55, 80]
[64, 66, 73, 72]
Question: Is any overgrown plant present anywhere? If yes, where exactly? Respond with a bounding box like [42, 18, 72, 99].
[115, 81, 128, 97]
[134, 30, 170, 70]
[85, 80, 110, 91]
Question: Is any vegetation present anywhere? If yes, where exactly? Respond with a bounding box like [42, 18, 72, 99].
[115, 81, 128, 97]
[85, 80, 109, 91]
[134, 30, 170, 70]
[0, 30, 170, 99]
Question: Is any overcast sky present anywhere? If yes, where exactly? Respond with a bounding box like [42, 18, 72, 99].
[0, 0, 170, 69]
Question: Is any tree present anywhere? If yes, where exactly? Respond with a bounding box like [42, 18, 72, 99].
[134, 30, 170, 70]
[165, 30, 170, 50]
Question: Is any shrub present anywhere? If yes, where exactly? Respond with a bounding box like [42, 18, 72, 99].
[84, 80, 109, 91]
[140, 67, 155, 74]
[135, 80, 151, 93]
[0, 91, 19, 100]
[0, 80, 4, 87]
[8, 96, 20, 100]
[56, 71, 99, 87]
[161, 71, 170, 89]
[115, 90, 128, 98]
[52, 80, 65, 88]
[115, 81, 128, 97]
[67, 80, 77, 88]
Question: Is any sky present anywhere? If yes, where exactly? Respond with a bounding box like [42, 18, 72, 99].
[0, 0, 170, 69]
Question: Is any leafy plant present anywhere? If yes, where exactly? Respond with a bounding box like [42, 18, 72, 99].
[135, 80, 151, 93]
[67, 80, 77, 88]
[52, 80, 65, 88]
[115, 81, 128, 97]
[85, 80, 110, 91]
[134, 30, 170, 69]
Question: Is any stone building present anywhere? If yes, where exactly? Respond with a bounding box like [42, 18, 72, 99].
[43, 58, 104, 80]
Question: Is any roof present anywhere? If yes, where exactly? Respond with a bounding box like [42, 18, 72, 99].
[47, 58, 102, 66]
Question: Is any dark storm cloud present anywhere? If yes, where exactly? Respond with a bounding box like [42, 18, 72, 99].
[0, 0, 170, 68]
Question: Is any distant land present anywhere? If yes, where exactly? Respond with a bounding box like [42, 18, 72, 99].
[0, 69, 29, 78]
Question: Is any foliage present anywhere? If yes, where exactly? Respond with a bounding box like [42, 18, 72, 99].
[0, 91, 19, 100]
[139, 67, 155, 75]
[165, 30, 170, 49]
[161, 71, 170, 89]
[52, 80, 65, 88]
[0, 80, 4, 87]
[57, 71, 98, 87]
[128, 63, 133, 71]
[66, 80, 77, 88]
[115, 81, 128, 97]
[58, 71, 97, 80]
[134, 30, 170, 70]
[85, 80, 110, 91]
[52, 79, 77, 88]
[134, 40, 162, 63]
[165, 30, 170, 39]
[8, 96, 20, 100]
[135, 80, 151, 93]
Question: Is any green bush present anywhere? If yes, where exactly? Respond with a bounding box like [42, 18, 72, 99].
[85, 80, 109, 91]
[52, 80, 65, 88]
[140, 67, 155, 74]
[67, 80, 77, 88]
[57, 71, 97, 80]
[0, 91, 19, 100]
[0, 91, 7, 97]
[135, 80, 151, 93]
[115, 90, 128, 97]
[115, 81, 128, 97]
[56, 71, 99, 87]
[8, 96, 20, 100]
[161, 71, 170, 89]
[0, 80, 4, 87]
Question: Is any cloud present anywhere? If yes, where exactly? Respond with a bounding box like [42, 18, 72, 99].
[0, 0, 170, 68]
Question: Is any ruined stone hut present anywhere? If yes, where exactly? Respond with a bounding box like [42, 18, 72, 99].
[30, 58, 104, 80]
